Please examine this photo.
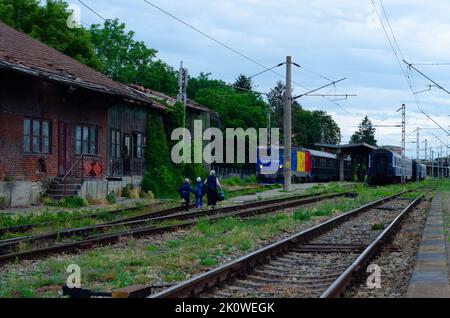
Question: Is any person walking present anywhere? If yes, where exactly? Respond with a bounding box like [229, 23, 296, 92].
[194, 177, 204, 209]
[204, 170, 221, 208]
[178, 179, 195, 211]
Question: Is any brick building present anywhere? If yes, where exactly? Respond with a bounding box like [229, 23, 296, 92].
[0, 22, 213, 207]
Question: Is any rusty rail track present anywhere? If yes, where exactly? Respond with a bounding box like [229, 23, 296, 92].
[147, 190, 426, 299]
[0, 191, 349, 265]
[0, 185, 284, 236]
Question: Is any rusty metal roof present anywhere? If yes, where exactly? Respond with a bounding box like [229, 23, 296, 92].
[0, 21, 153, 106]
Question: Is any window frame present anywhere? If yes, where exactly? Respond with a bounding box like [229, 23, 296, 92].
[75, 124, 98, 156]
[23, 117, 52, 154]
[131, 131, 145, 159]
[111, 129, 121, 159]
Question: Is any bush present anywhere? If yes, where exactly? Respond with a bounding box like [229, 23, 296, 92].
[121, 184, 133, 198]
[0, 196, 7, 209]
[130, 187, 140, 199]
[139, 191, 155, 200]
[106, 192, 117, 204]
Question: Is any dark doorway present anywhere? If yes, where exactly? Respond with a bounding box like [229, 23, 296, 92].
[58, 122, 69, 176]
[123, 134, 131, 176]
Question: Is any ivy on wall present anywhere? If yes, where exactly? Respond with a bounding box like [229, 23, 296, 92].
[141, 103, 207, 198]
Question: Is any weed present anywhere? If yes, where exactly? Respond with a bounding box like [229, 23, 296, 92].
[106, 192, 117, 205]
[372, 224, 385, 231]
[112, 271, 134, 288]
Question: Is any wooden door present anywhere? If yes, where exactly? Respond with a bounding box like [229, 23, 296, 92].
[58, 122, 69, 176]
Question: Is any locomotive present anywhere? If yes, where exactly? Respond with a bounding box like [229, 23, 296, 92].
[256, 146, 352, 184]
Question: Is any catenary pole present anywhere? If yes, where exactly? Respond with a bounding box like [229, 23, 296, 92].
[284, 56, 292, 192]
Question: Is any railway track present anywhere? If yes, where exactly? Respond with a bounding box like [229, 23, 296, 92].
[148, 190, 428, 299]
[0, 191, 349, 265]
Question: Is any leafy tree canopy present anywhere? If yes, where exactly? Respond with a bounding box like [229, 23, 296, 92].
[90, 19, 178, 96]
[267, 81, 341, 148]
[350, 116, 377, 146]
[0, 0, 100, 69]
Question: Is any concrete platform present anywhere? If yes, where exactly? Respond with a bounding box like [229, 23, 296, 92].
[406, 193, 450, 298]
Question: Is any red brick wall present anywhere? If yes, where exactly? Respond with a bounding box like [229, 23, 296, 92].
[0, 71, 111, 182]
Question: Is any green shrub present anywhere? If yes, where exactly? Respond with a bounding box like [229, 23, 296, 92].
[106, 192, 117, 205]
[0, 196, 7, 208]
[121, 184, 133, 198]
[44, 196, 87, 209]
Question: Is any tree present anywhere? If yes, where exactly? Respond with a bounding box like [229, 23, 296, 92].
[89, 19, 178, 96]
[188, 73, 268, 130]
[0, 0, 100, 69]
[267, 82, 341, 148]
[233, 74, 253, 91]
[350, 116, 377, 146]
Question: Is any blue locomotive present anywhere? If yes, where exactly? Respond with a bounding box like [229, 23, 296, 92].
[256, 146, 352, 184]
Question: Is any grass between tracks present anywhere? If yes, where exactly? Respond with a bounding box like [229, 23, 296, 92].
[0, 181, 438, 298]
[0, 182, 281, 241]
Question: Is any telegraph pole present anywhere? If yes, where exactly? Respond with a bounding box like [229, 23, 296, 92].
[284, 56, 292, 192]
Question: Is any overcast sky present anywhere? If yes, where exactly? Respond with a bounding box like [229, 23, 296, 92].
[69, 0, 450, 158]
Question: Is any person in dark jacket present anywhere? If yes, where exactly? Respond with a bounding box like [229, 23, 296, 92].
[179, 179, 195, 211]
[194, 177, 204, 209]
[204, 170, 221, 208]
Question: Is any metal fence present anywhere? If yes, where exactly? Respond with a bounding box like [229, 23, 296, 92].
[211, 166, 255, 180]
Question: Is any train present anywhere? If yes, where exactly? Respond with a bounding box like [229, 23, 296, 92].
[367, 148, 414, 184]
[413, 160, 427, 182]
[256, 146, 352, 184]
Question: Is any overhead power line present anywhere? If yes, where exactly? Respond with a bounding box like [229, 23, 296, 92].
[78, 0, 106, 21]
[370, 0, 450, 138]
[142, 0, 351, 113]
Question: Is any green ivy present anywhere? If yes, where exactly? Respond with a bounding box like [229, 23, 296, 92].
[141, 106, 207, 199]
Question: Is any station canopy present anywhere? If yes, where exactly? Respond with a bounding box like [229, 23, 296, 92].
[315, 143, 378, 157]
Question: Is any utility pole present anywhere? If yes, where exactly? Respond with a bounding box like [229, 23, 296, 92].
[431, 149, 434, 179]
[177, 61, 189, 129]
[415, 127, 420, 160]
[398, 104, 406, 183]
[424, 139, 428, 161]
[283, 56, 292, 193]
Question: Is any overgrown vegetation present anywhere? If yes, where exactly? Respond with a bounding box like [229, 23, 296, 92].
[44, 197, 87, 209]
[0, 182, 431, 298]
[0, 196, 7, 209]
